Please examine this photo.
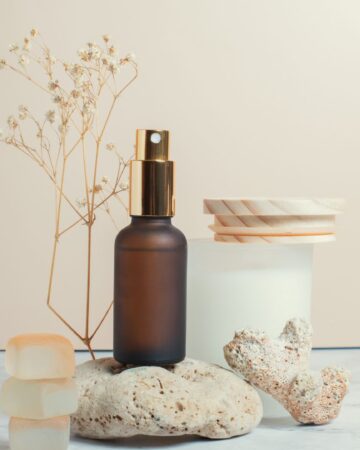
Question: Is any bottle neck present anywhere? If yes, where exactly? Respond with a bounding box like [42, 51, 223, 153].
[130, 216, 172, 225]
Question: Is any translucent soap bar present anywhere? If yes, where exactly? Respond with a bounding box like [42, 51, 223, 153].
[9, 416, 70, 450]
[0, 377, 78, 419]
[5, 334, 75, 380]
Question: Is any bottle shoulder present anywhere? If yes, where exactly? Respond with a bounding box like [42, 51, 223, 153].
[115, 219, 187, 250]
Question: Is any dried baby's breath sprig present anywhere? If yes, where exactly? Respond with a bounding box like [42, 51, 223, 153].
[119, 181, 129, 190]
[106, 142, 116, 151]
[18, 105, 28, 120]
[18, 54, 30, 66]
[48, 80, 59, 91]
[23, 38, 32, 52]
[124, 52, 136, 63]
[7, 115, 18, 129]
[9, 43, 19, 53]
[45, 109, 56, 123]
[0, 29, 138, 358]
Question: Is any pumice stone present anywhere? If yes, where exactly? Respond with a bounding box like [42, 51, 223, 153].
[224, 318, 350, 425]
[5, 334, 75, 380]
[72, 358, 262, 439]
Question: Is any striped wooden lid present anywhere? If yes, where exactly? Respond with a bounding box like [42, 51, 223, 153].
[204, 198, 344, 244]
[204, 198, 344, 216]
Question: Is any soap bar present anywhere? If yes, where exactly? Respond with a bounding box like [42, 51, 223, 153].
[5, 334, 75, 379]
[0, 377, 78, 419]
[9, 416, 70, 450]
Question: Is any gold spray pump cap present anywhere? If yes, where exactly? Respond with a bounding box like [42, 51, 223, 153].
[129, 129, 175, 216]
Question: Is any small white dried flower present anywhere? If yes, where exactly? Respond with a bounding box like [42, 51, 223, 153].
[30, 28, 38, 37]
[120, 181, 129, 190]
[48, 80, 59, 91]
[101, 176, 109, 184]
[91, 46, 101, 60]
[83, 100, 96, 115]
[74, 75, 86, 89]
[7, 116, 18, 129]
[109, 63, 120, 74]
[79, 43, 101, 62]
[68, 64, 87, 88]
[9, 43, 19, 53]
[70, 64, 85, 77]
[102, 54, 120, 72]
[76, 198, 87, 209]
[53, 95, 62, 104]
[58, 123, 68, 134]
[5, 136, 13, 144]
[108, 45, 117, 56]
[78, 48, 89, 62]
[18, 54, 30, 66]
[124, 52, 136, 63]
[71, 89, 80, 99]
[46, 54, 56, 64]
[106, 143, 116, 151]
[102, 34, 110, 43]
[101, 54, 110, 66]
[23, 38, 32, 51]
[92, 184, 103, 193]
[18, 105, 28, 120]
[45, 110, 56, 124]
[0, 59, 6, 70]
[107, 57, 120, 74]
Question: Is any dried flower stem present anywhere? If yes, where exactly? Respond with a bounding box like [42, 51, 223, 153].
[1, 31, 138, 357]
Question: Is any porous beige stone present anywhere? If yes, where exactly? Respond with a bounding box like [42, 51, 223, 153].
[287, 367, 349, 424]
[71, 357, 262, 439]
[224, 318, 350, 425]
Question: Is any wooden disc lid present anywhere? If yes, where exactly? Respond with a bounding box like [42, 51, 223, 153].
[203, 198, 344, 244]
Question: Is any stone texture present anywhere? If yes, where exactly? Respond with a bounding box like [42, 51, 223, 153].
[72, 357, 262, 439]
[287, 367, 349, 424]
[224, 318, 350, 425]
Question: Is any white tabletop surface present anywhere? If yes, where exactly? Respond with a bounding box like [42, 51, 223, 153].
[0, 349, 358, 450]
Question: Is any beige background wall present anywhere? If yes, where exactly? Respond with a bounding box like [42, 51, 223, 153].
[0, 0, 359, 348]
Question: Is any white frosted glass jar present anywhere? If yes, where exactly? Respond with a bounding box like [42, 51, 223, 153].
[187, 240, 311, 418]
[187, 239, 313, 366]
[187, 198, 344, 417]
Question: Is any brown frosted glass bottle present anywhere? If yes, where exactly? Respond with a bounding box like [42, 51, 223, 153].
[113, 129, 187, 365]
